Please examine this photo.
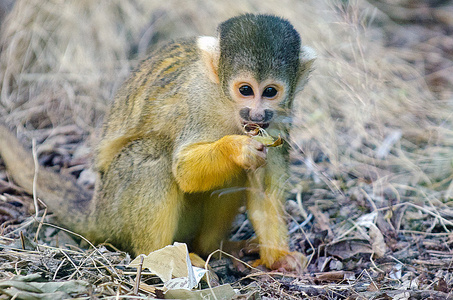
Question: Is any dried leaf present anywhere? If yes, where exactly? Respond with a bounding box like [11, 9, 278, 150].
[326, 239, 373, 260]
[435, 278, 449, 293]
[0, 274, 90, 300]
[369, 224, 387, 258]
[128, 242, 206, 290]
[165, 284, 236, 300]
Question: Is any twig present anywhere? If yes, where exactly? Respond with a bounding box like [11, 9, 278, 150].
[133, 254, 145, 295]
[31, 139, 39, 219]
[19, 231, 26, 250]
[34, 206, 47, 242]
[399, 230, 451, 236]
[60, 249, 85, 279]
[53, 258, 67, 280]
[295, 188, 308, 220]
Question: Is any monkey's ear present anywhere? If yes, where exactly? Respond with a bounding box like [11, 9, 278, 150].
[197, 36, 220, 84]
[295, 46, 316, 93]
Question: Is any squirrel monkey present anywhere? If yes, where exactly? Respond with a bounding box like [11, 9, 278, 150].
[0, 14, 315, 271]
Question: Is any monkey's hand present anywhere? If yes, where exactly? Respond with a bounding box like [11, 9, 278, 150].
[253, 251, 307, 274]
[269, 251, 307, 273]
[229, 135, 266, 170]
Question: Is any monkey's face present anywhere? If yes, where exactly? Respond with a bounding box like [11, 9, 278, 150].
[229, 73, 288, 132]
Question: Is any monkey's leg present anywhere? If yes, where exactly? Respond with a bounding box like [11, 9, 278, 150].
[190, 185, 245, 256]
[94, 138, 183, 256]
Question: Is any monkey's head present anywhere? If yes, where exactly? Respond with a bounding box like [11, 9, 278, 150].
[198, 14, 315, 132]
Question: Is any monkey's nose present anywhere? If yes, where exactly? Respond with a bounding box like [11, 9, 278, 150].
[250, 112, 265, 122]
[250, 110, 273, 123]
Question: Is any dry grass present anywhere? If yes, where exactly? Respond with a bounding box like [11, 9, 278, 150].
[0, 0, 452, 298]
[0, 0, 156, 131]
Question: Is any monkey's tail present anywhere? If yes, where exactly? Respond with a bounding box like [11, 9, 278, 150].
[0, 124, 93, 234]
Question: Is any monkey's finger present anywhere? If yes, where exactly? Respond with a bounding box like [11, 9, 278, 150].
[249, 138, 265, 152]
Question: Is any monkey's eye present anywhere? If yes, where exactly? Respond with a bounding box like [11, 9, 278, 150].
[262, 87, 278, 98]
[239, 85, 254, 96]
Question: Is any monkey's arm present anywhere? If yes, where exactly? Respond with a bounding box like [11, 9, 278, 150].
[173, 134, 265, 193]
[246, 147, 306, 271]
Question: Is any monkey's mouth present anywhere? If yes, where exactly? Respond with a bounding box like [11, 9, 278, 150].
[243, 122, 270, 133]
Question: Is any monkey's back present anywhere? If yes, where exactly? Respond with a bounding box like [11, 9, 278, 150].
[96, 38, 200, 174]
